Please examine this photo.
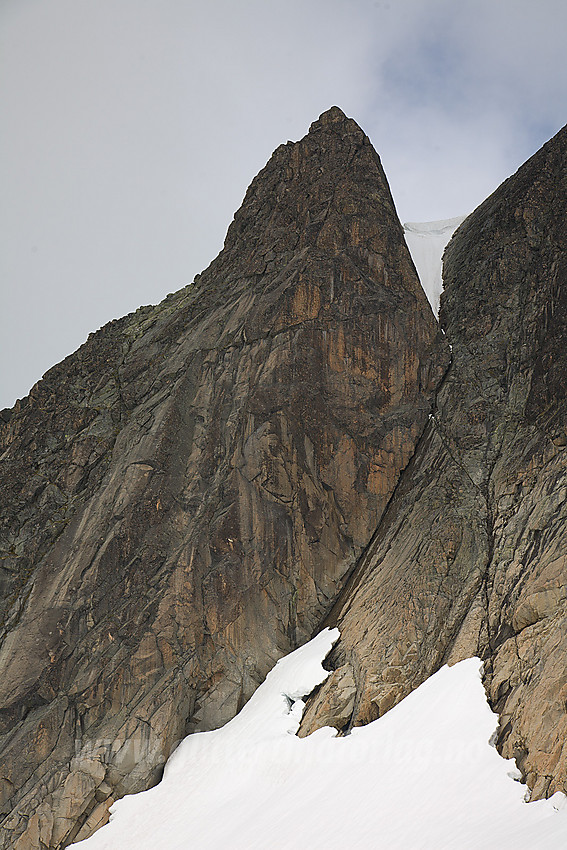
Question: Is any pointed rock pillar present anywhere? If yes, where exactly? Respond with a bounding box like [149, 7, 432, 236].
[0, 108, 447, 848]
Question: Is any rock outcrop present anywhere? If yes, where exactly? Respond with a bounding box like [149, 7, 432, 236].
[300, 121, 567, 801]
[0, 107, 447, 848]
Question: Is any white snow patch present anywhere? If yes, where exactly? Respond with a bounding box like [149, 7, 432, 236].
[404, 216, 467, 315]
[74, 628, 567, 850]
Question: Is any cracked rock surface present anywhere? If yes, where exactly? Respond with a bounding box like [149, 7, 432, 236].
[300, 121, 567, 801]
[0, 108, 447, 848]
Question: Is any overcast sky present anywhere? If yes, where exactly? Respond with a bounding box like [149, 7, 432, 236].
[2, 0, 566, 409]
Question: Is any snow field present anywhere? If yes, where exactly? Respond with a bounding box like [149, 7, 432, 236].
[74, 628, 567, 849]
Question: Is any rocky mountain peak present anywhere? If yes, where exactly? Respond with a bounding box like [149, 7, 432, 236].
[5, 106, 567, 848]
[310, 104, 348, 125]
[0, 110, 448, 848]
[308, 104, 366, 136]
[4, 102, 567, 850]
[216, 104, 412, 307]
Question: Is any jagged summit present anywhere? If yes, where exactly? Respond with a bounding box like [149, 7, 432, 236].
[312, 104, 348, 123]
[216, 105, 418, 304]
[308, 104, 363, 133]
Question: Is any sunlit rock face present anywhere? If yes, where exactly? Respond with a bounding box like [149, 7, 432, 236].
[301, 121, 567, 802]
[0, 107, 447, 848]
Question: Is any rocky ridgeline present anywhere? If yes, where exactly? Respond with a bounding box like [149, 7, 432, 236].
[1, 108, 566, 848]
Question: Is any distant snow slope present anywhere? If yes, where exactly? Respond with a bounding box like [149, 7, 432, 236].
[404, 216, 467, 315]
[74, 628, 567, 849]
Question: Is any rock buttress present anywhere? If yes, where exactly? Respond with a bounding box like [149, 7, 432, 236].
[300, 121, 567, 802]
[0, 107, 447, 848]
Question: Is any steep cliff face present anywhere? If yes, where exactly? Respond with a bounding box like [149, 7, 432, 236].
[446, 125, 567, 800]
[0, 108, 447, 848]
[300, 122, 567, 801]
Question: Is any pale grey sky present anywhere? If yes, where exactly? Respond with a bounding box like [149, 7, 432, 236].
[2, 0, 566, 409]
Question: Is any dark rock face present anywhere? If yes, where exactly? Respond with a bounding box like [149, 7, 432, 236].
[446, 125, 567, 800]
[0, 107, 447, 848]
[300, 122, 567, 801]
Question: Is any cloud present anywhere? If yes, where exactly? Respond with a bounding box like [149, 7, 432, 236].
[1, 0, 567, 407]
[353, 0, 567, 218]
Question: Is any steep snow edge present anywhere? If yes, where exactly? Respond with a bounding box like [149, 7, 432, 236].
[404, 216, 467, 315]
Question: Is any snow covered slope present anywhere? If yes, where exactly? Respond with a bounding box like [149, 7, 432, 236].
[74, 629, 567, 850]
[404, 216, 467, 315]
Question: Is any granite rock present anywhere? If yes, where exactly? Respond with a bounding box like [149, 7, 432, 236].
[300, 121, 567, 801]
[0, 108, 446, 847]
